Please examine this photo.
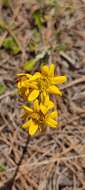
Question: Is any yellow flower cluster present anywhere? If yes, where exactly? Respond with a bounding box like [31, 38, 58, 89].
[17, 64, 67, 136]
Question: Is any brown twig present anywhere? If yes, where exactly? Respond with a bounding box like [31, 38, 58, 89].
[60, 51, 80, 69]
[0, 135, 30, 190]
[62, 76, 85, 90]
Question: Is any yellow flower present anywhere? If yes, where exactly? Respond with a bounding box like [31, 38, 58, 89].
[17, 64, 67, 102]
[17, 73, 41, 101]
[40, 64, 67, 96]
[21, 97, 58, 136]
[17, 64, 67, 136]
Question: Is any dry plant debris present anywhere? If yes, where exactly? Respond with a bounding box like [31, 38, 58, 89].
[0, 0, 85, 190]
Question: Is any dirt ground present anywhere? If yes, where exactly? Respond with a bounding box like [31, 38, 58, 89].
[0, 0, 85, 190]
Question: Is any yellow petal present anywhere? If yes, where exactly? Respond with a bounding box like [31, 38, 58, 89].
[17, 73, 32, 78]
[49, 111, 58, 119]
[52, 76, 67, 84]
[22, 119, 32, 129]
[43, 90, 47, 98]
[29, 121, 38, 136]
[25, 89, 29, 96]
[40, 92, 44, 102]
[49, 64, 55, 77]
[20, 80, 29, 87]
[47, 85, 62, 96]
[26, 74, 32, 78]
[40, 91, 47, 102]
[17, 81, 21, 89]
[30, 72, 41, 81]
[40, 103, 47, 114]
[28, 89, 39, 101]
[21, 80, 37, 89]
[17, 73, 26, 77]
[34, 99, 39, 112]
[22, 105, 33, 113]
[41, 65, 49, 76]
[44, 96, 54, 109]
[29, 82, 38, 89]
[47, 100, 54, 110]
[44, 95, 49, 105]
[45, 117, 58, 128]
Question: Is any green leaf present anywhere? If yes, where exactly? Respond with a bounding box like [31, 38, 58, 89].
[33, 10, 43, 28]
[57, 43, 67, 52]
[24, 49, 47, 71]
[0, 164, 6, 172]
[3, 37, 14, 49]
[24, 59, 37, 71]
[12, 46, 20, 55]
[3, 37, 20, 55]
[0, 83, 6, 95]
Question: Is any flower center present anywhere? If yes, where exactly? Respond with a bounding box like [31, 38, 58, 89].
[32, 111, 45, 125]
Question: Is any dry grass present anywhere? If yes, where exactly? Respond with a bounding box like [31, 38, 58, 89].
[0, 0, 85, 189]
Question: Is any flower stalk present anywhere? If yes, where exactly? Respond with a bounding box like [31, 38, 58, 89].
[0, 135, 30, 190]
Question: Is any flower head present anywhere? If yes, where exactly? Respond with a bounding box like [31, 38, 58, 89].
[17, 72, 41, 101]
[17, 64, 67, 102]
[21, 97, 58, 136]
[40, 64, 67, 96]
